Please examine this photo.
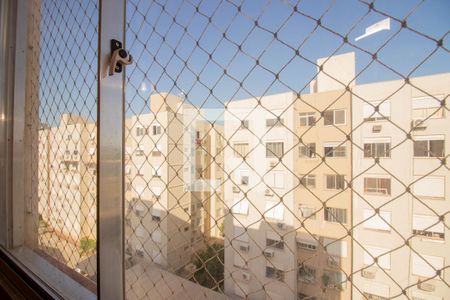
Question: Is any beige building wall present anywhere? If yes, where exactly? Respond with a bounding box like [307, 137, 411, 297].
[352, 73, 450, 300]
[295, 89, 352, 300]
[125, 93, 224, 273]
[224, 92, 297, 300]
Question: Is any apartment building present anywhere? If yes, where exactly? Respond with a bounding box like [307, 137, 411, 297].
[295, 88, 352, 300]
[223, 92, 298, 299]
[38, 114, 97, 242]
[124, 92, 224, 273]
[352, 73, 450, 300]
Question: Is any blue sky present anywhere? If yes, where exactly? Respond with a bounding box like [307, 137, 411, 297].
[39, 0, 450, 123]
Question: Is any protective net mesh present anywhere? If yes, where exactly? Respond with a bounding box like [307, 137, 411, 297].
[32, 0, 98, 286]
[28, 0, 449, 299]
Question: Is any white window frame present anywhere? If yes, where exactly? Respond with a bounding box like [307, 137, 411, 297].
[324, 109, 346, 126]
[299, 112, 316, 127]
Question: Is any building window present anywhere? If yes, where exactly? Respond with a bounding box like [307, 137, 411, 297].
[266, 142, 284, 158]
[324, 207, 347, 223]
[364, 141, 391, 158]
[324, 109, 346, 125]
[363, 101, 390, 121]
[412, 95, 444, 119]
[235, 170, 249, 186]
[298, 264, 316, 283]
[135, 144, 145, 156]
[413, 214, 444, 240]
[322, 270, 346, 289]
[152, 144, 162, 156]
[325, 174, 345, 190]
[413, 136, 444, 157]
[136, 126, 146, 136]
[232, 198, 249, 215]
[296, 238, 318, 251]
[266, 171, 284, 189]
[264, 201, 284, 220]
[266, 234, 284, 249]
[266, 266, 284, 281]
[299, 112, 316, 126]
[266, 118, 284, 127]
[239, 120, 249, 130]
[233, 142, 249, 158]
[299, 205, 316, 219]
[364, 178, 391, 196]
[413, 175, 445, 199]
[324, 144, 346, 157]
[300, 174, 316, 188]
[299, 143, 316, 158]
[152, 125, 161, 135]
[411, 253, 444, 278]
[363, 209, 391, 231]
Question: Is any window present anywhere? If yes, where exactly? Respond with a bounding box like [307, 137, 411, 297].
[152, 125, 161, 135]
[363, 101, 391, 121]
[299, 205, 316, 219]
[298, 264, 316, 283]
[364, 177, 391, 195]
[266, 171, 284, 189]
[325, 174, 345, 190]
[299, 143, 316, 158]
[413, 136, 444, 157]
[413, 176, 445, 199]
[411, 253, 444, 278]
[235, 170, 249, 186]
[324, 109, 346, 125]
[266, 232, 284, 249]
[233, 142, 249, 158]
[136, 126, 146, 136]
[152, 144, 162, 156]
[363, 210, 391, 231]
[299, 112, 316, 126]
[300, 174, 316, 188]
[135, 144, 145, 156]
[413, 215, 444, 240]
[264, 201, 284, 220]
[412, 95, 444, 119]
[239, 120, 249, 130]
[266, 142, 284, 158]
[363, 138, 391, 158]
[151, 208, 161, 222]
[324, 207, 347, 223]
[323, 238, 348, 257]
[363, 246, 391, 269]
[266, 118, 284, 127]
[232, 198, 249, 215]
[324, 143, 346, 157]
[296, 237, 318, 251]
[266, 266, 284, 281]
[322, 270, 346, 289]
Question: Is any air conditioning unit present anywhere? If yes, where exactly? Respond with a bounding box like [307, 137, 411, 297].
[239, 245, 250, 252]
[361, 269, 376, 279]
[265, 189, 274, 196]
[418, 281, 435, 292]
[372, 125, 382, 133]
[277, 222, 286, 230]
[242, 272, 251, 281]
[135, 209, 145, 218]
[232, 186, 240, 193]
[263, 250, 275, 258]
[412, 119, 427, 130]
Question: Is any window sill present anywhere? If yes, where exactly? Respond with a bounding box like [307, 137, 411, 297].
[5, 247, 96, 300]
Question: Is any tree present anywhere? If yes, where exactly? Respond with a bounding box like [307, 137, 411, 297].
[191, 243, 224, 291]
[80, 237, 96, 256]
